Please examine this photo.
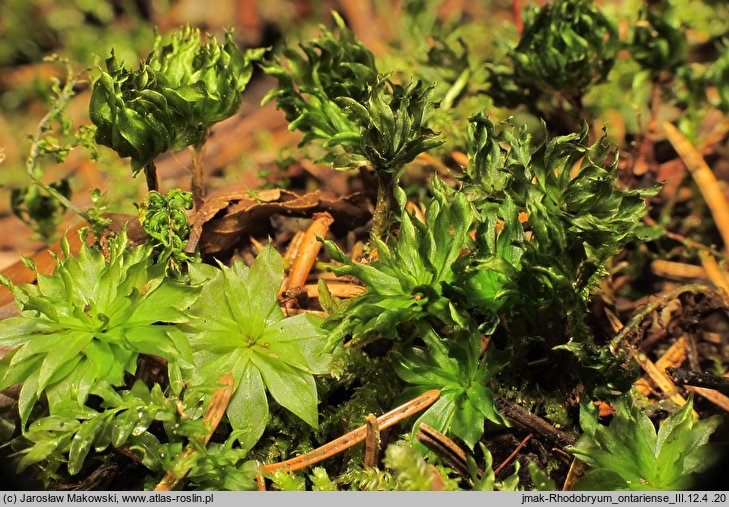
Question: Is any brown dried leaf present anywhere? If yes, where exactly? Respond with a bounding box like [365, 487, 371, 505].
[187, 187, 370, 255]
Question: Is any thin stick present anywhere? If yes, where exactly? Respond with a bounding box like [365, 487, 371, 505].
[416, 423, 470, 479]
[418, 423, 468, 465]
[651, 260, 711, 282]
[631, 349, 688, 408]
[663, 122, 729, 255]
[700, 253, 729, 306]
[405, 201, 426, 224]
[280, 307, 327, 318]
[262, 389, 441, 474]
[562, 459, 586, 491]
[303, 283, 365, 299]
[635, 336, 687, 396]
[551, 447, 574, 466]
[493, 433, 533, 477]
[603, 307, 624, 334]
[284, 212, 334, 293]
[363, 414, 380, 468]
[256, 472, 266, 491]
[24, 62, 90, 221]
[451, 151, 469, 167]
[155, 374, 234, 491]
[416, 432, 469, 480]
[666, 368, 729, 395]
[494, 398, 575, 448]
[350, 241, 365, 263]
[249, 236, 266, 255]
[416, 152, 451, 177]
[643, 217, 727, 260]
[609, 295, 694, 410]
[428, 465, 447, 491]
[686, 386, 729, 413]
[283, 231, 305, 264]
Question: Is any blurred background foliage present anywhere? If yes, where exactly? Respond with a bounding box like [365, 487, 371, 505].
[1, 0, 729, 249]
[0, 0, 728, 490]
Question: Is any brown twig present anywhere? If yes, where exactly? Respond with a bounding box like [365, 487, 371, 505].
[155, 374, 235, 491]
[685, 386, 729, 413]
[494, 433, 533, 477]
[405, 201, 426, 224]
[350, 241, 365, 263]
[632, 80, 662, 176]
[451, 151, 469, 167]
[262, 389, 441, 474]
[284, 212, 334, 295]
[666, 368, 729, 395]
[631, 349, 689, 409]
[494, 398, 575, 448]
[610, 303, 695, 412]
[663, 122, 729, 254]
[551, 447, 574, 466]
[562, 459, 586, 491]
[249, 236, 266, 255]
[700, 253, 729, 306]
[416, 423, 470, 479]
[651, 260, 711, 282]
[283, 231, 305, 264]
[415, 152, 451, 178]
[256, 472, 266, 491]
[280, 307, 328, 318]
[643, 217, 728, 260]
[303, 282, 366, 299]
[428, 466, 447, 491]
[635, 336, 687, 396]
[364, 414, 380, 468]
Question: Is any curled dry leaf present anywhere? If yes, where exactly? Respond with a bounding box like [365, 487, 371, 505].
[185, 188, 371, 255]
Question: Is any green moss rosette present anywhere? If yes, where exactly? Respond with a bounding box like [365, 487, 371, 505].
[90, 26, 264, 174]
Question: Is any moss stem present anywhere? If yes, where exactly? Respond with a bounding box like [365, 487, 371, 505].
[370, 171, 393, 245]
[144, 161, 159, 192]
[191, 130, 209, 210]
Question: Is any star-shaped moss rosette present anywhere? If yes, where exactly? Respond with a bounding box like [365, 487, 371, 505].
[568, 394, 721, 490]
[322, 180, 472, 348]
[0, 231, 199, 427]
[89, 26, 264, 197]
[181, 246, 331, 454]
